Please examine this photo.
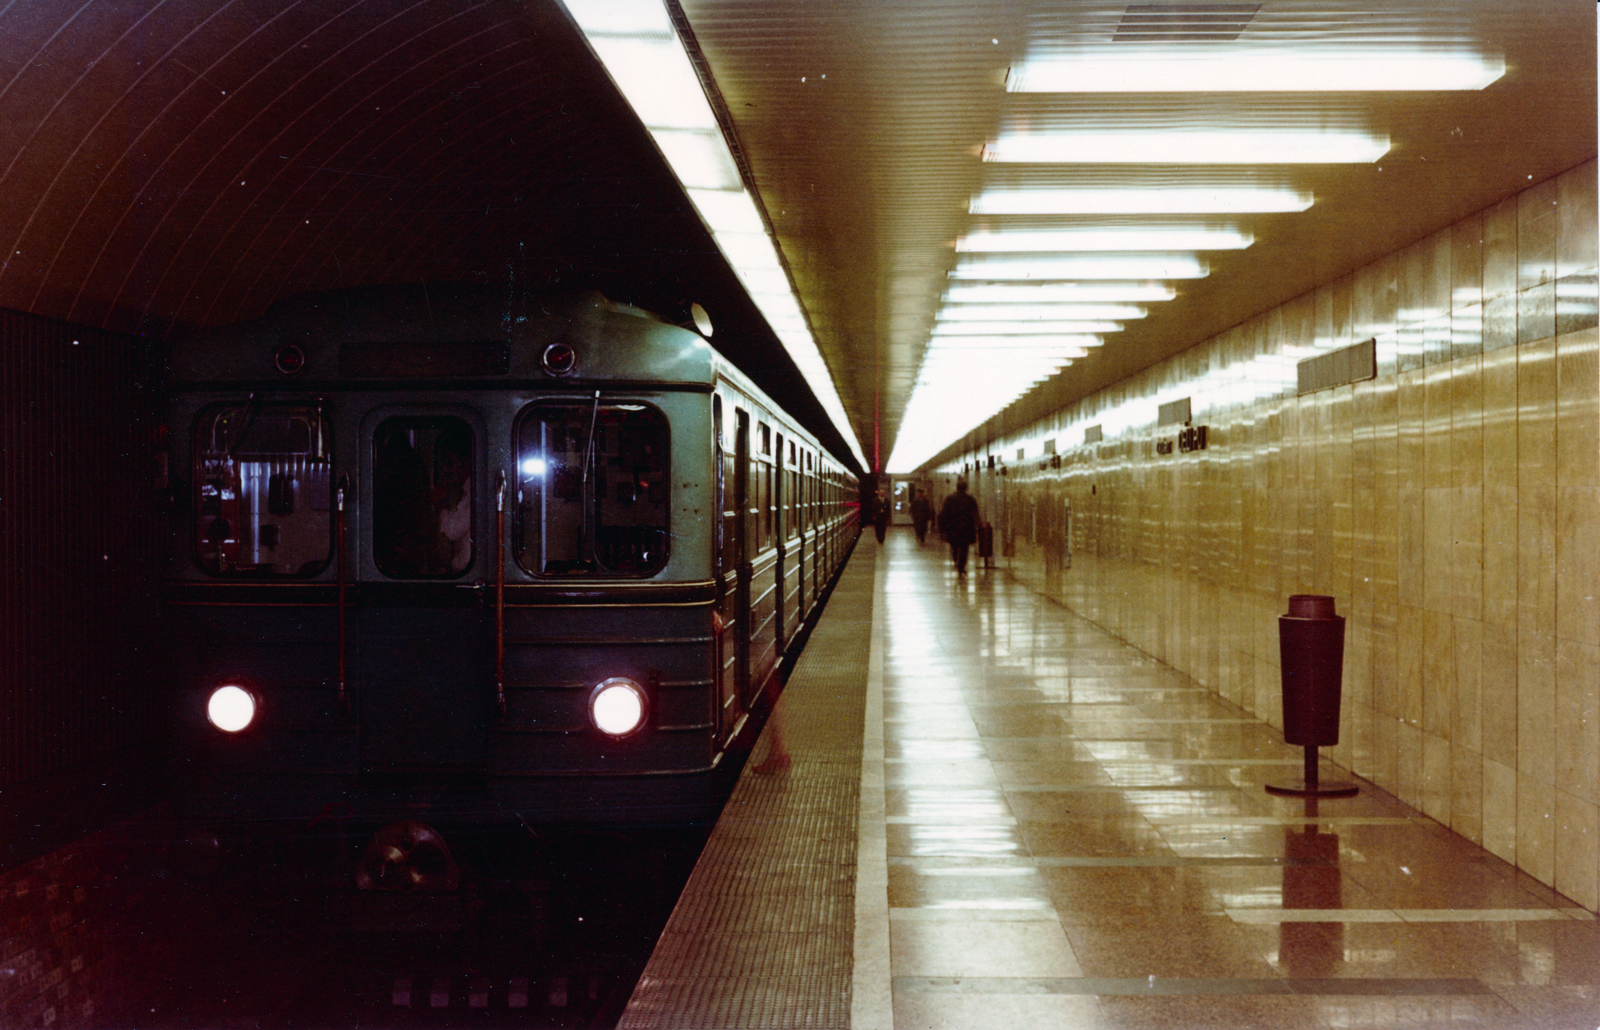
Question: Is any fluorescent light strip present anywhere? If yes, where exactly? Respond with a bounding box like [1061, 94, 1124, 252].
[957, 228, 1252, 252]
[934, 322, 1119, 336]
[1007, 49, 1505, 93]
[971, 188, 1312, 215]
[564, 0, 867, 470]
[928, 342, 1100, 353]
[945, 283, 1175, 303]
[953, 254, 1208, 280]
[939, 304, 1145, 322]
[984, 130, 1389, 165]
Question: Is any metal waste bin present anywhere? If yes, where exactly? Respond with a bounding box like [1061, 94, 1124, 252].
[1266, 594, 1357, 797]
[976, 522, 994, 563]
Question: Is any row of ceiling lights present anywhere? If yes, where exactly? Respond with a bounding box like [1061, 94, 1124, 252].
[886, 30, 1505, 474]
[562, 0, 1505, 481]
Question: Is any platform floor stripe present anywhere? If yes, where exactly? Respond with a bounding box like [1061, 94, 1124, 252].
[619, 543, 875, 1029]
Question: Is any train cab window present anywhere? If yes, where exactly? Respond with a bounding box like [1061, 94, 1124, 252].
[516, 401, 669, 577]
[373, 417, 475, 578]
[194, 402, 332, 577]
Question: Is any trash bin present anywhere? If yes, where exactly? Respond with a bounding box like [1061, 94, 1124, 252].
[1266, 594, 1357, 797]
[976, 522, 994, 562]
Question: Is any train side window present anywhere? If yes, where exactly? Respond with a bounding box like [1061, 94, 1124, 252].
[373, 417, 474, 578]
[516, 401, 669, 577]
[194, 402, 333, 577]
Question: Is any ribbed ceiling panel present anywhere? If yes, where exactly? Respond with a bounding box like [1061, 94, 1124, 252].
[678, 0, 1594, 468]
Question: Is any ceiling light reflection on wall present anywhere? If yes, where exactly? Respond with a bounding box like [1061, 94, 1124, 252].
[1007, 48, 1505, 93]
[957, 228, 1252, 252]
[983, 130, 1389, 165]
[971, 188, 1312, 215]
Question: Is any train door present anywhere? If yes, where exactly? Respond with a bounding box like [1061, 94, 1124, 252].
[773, 431, 785, 656]
[731, 409, 752, 718]
[714, 398, 739, 744]
[358, 410, 492, 782]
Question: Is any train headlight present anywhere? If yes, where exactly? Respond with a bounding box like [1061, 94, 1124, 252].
[589, 678, 647, 737]
[206, 684, 257, 733]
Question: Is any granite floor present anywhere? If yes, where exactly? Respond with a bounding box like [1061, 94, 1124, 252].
[859, 529, 1600, 1030]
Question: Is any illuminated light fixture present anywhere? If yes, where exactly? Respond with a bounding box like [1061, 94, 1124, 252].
[983, 130, 1388, 165]
[938, 303, 1145, 322]
[953, 254, 1208, 280]
[207, 684, 257, 733]
[1006, 48, 1505, 93]
[957, 228, 1252, 252]
[945, 282, 1175, 303]
[564, 0, 867, 471]
[932, 321, 1116, 336]
[928, 340, 1100, 356]
[971, 187, 1312, 215]
[520, 457, 548, 478]
[590, 677, 649, 737]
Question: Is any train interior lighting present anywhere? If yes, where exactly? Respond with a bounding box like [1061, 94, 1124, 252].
[563, 0, 867, 470]
[590, 678, 648, 737]
[206, 685, 257, 733]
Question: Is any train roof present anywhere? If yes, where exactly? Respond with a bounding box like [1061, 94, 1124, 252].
[167, 282, 718, 388]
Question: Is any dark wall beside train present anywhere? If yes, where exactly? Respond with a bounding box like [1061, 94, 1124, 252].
[0, 308, 164, 870]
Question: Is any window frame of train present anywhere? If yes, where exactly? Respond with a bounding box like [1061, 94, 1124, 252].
[513, 398, 671, 577]
[192, 400, 334, 578]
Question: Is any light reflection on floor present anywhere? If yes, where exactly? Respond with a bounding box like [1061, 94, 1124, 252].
[878, 530, 1600, 1029]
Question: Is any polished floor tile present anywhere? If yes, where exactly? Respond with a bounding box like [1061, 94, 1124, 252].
[869, 531, 1600, 1028]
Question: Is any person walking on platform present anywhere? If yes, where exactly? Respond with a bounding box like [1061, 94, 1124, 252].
[937, 480, 980, 575]
[868, 490, 889, 544]
[910, 489, 932, 545]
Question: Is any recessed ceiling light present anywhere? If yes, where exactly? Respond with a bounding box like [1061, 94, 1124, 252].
[953, 254, 1208, 280]
[1007, 48, 1505, 93]
[957, 228, 1252, 252]
[970, 188, 1312, 215]
[939, 303, 1145, 322]
[983, 129, 1388, 164]
[934, 321, 1122, 335]
[945, 282, 1176, 303]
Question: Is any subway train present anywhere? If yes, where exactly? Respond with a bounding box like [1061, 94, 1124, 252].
[157, 282, 858, 835]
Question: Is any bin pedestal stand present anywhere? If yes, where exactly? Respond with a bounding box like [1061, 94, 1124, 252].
[1266, 595, 1358, 798]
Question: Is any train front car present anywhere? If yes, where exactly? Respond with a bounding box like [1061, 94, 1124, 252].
[160, 283, 797, 830]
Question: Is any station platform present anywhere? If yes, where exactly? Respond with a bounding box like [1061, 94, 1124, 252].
[620, 531, 1600, 1030]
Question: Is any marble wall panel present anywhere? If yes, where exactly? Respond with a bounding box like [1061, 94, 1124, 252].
[961, 162, 1598, 908]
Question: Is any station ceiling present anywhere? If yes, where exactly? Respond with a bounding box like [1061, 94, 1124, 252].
[0, 1, 1593, 475]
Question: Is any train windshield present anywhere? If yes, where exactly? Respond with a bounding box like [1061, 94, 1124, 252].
[516, 401, 669, 576]
[194, 402, 332, 577]
[373, 417, 475, 578]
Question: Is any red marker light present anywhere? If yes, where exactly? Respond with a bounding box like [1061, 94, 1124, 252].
[542, 342, 576, 376]
[275, 344, 307, 376]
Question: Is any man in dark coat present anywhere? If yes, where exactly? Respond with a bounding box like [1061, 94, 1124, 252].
[910, 489, 933, 545]
[937, 480, 981, 575]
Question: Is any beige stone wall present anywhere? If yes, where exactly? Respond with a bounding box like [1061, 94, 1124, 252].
[956, 159, 1599, 910]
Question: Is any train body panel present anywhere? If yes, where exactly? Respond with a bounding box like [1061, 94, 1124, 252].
[160, 283, 857, 825]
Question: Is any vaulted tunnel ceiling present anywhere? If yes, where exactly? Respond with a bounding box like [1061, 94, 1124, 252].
[1, 1, 1594, 476]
